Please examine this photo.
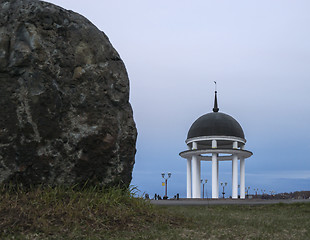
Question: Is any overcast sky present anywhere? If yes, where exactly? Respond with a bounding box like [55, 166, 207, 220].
[46, 0, 310, 198]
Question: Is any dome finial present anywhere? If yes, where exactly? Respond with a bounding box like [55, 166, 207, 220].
[213, 81, 219, 112]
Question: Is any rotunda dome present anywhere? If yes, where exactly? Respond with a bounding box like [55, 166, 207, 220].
[187, 112, 245, 139]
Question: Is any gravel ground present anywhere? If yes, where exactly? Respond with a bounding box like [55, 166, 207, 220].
[151, 198, 310, 206]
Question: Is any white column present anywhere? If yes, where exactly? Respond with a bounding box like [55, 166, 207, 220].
[212, 139, 218, 199]
[187, 158, 192, 198]
[217, 157, 219, 196]
[191, 142, 200, 198]
[232, 154, 238, 199]
[212, 153, 218, 199]
[240, 158, 245, 199]
[192, 156, 201, 198]
[212, 140, 217, 148]
[198, 159, 201, 197]
[198, 159, 201, 180]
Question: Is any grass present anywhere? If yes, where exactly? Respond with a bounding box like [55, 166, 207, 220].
[0, 185, 182, 239]
[165, 203, 310, 239]
[0, 185, 309, 239]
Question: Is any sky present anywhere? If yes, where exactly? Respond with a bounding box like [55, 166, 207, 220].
[46, 0, 310, 198]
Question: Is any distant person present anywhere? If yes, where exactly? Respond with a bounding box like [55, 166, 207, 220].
[145, 193, 149, 199]
[154, 193, 157, 200]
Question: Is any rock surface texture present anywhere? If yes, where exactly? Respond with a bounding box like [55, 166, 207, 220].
[0, 0, 137, 187]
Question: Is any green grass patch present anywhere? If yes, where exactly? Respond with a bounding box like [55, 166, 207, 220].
[0, 185, 309, 239]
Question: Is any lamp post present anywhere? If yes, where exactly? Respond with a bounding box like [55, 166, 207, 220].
[161, 172, 172, 199]
[261, 189, 266, 198]
[220, 182, 227, 198]
[246, 187, 250, 198]
[201, 179, 208, 199]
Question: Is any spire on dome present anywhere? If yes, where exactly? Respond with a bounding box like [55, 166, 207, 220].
[213, 81, 219, 112]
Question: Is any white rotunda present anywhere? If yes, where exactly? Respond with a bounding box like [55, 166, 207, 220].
[179, 90, 252, 199]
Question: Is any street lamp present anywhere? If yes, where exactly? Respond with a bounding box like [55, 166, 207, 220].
[161, 172, 172, 199]
[254, 188, 258, 196]
[220, 182, 227, 198]
[246, 186, 250, 198]
[261, 189, 266, 198]
[201, 179, 208, 199]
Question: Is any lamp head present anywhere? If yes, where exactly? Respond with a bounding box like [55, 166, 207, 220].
[161, 173, 165, 178]
[168, 172, 171, 178]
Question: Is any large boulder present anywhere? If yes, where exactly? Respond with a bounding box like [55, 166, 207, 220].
[0, 0, 137, 187]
